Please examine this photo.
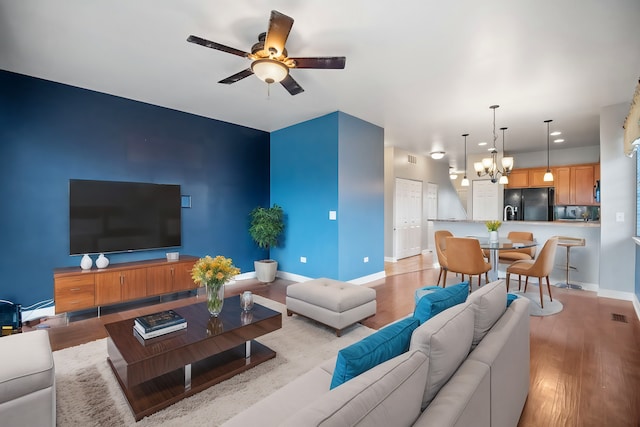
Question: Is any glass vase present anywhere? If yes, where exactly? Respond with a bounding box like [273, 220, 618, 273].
[206, 283, 225, 317]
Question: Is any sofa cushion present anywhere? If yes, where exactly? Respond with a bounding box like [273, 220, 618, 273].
[330, 317, 420, 389]
[409, 302, 475, 409]
[413, 281, 469, 324]
[507, 293, 518, 307]
[281, 350, 429, 427]
[466, 279, 508, 349]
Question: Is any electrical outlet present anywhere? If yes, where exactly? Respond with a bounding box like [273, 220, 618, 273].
[300, 256, 307, 263]
[363, 257, 369, 263]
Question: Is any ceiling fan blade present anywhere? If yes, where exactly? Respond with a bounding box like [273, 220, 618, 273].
[187, 35, 250, 58]
[289, 57, 346, 69]
[218, 68, 254, 84]
[264, 10, 294, 56]
[280, 74, 304, 96]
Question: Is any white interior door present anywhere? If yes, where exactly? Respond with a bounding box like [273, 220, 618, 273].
[394, 178, 423, 259]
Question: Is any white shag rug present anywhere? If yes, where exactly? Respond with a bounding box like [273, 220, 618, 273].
[53, 296, 374, 426]
[513, 290, 564, 316]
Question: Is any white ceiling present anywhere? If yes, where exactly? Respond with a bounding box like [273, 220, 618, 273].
[1, 0, 639, 172]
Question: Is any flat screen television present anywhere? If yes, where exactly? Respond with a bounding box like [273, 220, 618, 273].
[69, 179, 181, 255]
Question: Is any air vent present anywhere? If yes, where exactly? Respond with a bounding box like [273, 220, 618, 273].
[611, 313, 628, 323]
[407, 155, 417, 164]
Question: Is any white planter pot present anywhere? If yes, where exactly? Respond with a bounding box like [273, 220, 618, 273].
[489, 231, 499, 242]
[254, 260, 278, 283]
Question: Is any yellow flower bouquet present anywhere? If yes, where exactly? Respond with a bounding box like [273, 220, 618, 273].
[192, 255, 240, 316]
[485, 220, 502, 231]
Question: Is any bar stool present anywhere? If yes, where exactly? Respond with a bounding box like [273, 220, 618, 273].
[554, 236, 586, 290]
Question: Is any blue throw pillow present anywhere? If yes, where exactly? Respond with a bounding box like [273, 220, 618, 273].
[414, 286, 442, 305]
[413, 281, 469, 324]
[330, 316, 420, 389]
[506, 293, 519, 307]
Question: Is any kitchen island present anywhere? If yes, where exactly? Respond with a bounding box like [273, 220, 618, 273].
[431, 220, 600, 290]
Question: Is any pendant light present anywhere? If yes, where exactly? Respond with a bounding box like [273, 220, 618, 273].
[498, 127, 511, 184]
[461, 133, 470, 187]
[473, 105, 514, 183]
[543, 119, 554, 182]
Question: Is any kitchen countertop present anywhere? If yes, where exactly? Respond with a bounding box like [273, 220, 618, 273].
[432, 219, 600, 227]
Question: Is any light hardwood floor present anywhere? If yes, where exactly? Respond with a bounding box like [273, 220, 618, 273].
[36, 253, 640, 426]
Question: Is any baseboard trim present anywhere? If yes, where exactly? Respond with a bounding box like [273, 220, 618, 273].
[632, 294, 640, 322]
[597, 288, 639, 302]
[348, 271, 386, 285]
[276, 271, 313, 283]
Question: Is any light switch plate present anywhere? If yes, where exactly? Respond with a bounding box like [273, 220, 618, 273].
[329, 211, 337, 220]
[616, 212, 624, 222]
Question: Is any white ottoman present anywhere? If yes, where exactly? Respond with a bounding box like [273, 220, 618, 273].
[286, 278, 377, 336]
[0, 329, 56, 427]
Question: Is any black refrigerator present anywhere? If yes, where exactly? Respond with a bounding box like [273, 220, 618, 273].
[504, 188, 554, 221]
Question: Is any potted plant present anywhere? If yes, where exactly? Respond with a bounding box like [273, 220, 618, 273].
[249, 204, 285, 283]
[485, 220, 502, 242]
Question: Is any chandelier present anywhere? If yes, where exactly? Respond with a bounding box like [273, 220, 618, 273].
[473, 105, 514, 184]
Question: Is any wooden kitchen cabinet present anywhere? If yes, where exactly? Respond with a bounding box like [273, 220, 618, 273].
[554, 164, 598, 205]
[574, 165, 596, 205]
[528, 168, 554, 187]
[505, 170, 529, 188]
[54, 256, 198, 314]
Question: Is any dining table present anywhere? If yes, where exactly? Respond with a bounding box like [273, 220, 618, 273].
[474, 237, 538, 282]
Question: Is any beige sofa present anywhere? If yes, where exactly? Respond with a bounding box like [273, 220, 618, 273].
[0, 329, 56, 427]
[224, 280, 530, 427]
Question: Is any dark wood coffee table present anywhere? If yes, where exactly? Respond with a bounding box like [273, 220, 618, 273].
[104, 295, 282, 421]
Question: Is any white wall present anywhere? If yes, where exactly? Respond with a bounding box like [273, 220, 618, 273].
[598, 102, 636, 297]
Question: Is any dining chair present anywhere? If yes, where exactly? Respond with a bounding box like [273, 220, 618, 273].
[434, 230, 453, 287]
[498, 231, 537, 264]
[505, 237, 559, 308]
[444, 237, 491, 289]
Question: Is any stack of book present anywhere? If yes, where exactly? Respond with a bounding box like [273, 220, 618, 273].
[133, 309, 187, 339]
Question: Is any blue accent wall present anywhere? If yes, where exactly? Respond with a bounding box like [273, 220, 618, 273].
[270, 113, 340, 278]
[0, 70, 270, 307]
[270, 111, 384, 281]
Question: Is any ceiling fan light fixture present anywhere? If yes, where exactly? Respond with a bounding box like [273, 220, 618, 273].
[251, 59, 289, 84]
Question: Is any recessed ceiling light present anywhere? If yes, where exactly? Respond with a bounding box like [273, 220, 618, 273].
[478, 141, 487, 146]
[430, 151, 446, 160]
[554, 138, 565, 143]
[550, 131, 562, 136]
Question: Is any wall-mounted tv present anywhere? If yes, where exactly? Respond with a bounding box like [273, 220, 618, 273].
[69, 179, 181, 255]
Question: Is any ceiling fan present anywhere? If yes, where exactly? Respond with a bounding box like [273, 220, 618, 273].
[187, 10, 346, 95]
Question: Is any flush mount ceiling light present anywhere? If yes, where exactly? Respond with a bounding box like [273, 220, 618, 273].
[473, 105, 514, 184]
[251, 58, 289, 83]
[449, 167, 458, 180]
[550, 131, 562, 136]
[430, 151, 446, 160]
[554, 138, 565, 143]
[543, 119, 554, 182]
[461, 133, 470, 187]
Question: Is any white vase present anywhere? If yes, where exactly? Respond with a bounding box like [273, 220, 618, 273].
[489, 230, 499, 242]
[80, 254, 93, 270]
[95, 253, 109, 269]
